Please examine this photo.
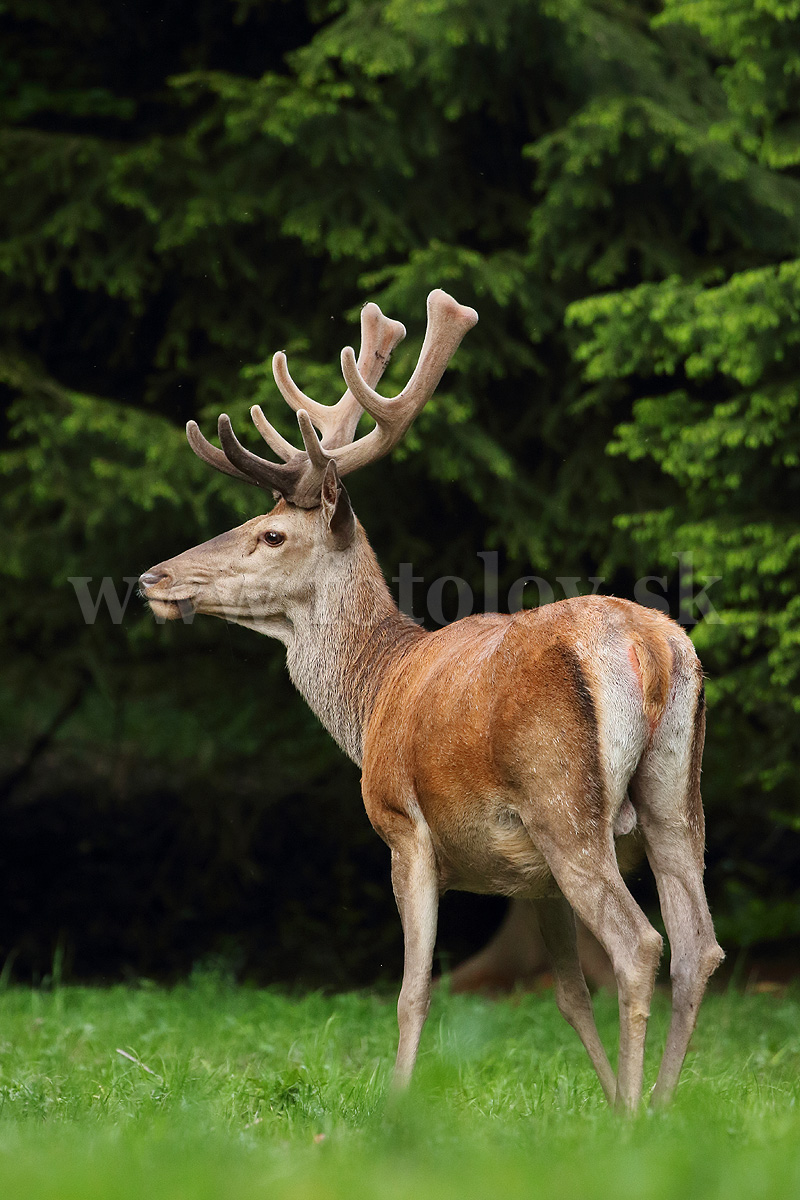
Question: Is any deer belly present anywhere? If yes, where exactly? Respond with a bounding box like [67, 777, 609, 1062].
[428, 805, 557, 899]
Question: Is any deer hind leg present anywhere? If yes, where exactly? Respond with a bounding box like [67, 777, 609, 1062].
[389, 821, 440, 1088]
[632, 684, 724, 1107]
[523, 812, 662, 1112]
[536, 895, 617, 1104]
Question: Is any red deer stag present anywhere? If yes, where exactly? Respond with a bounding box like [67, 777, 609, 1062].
[139, 290, 723, 1111]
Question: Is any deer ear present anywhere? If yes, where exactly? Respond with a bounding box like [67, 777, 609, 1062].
[320, 460, 356, 550]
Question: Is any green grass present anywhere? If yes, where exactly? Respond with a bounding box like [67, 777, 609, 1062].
[1, 977, 799, 1198]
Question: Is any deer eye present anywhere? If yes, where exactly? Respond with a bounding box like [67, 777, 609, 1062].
[260, 530, 285, 547]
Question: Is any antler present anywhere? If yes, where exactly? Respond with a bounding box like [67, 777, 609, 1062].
[332, 289, 478, 476]
[186, 290, 478, 507]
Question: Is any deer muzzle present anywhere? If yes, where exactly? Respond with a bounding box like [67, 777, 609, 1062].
[139, 567, 197, 621]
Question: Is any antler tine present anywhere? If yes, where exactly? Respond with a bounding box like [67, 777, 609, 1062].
[253, 303, 406, 462]
[296, 409, 331, 469]
[333, 289, 478, 476]
[216, 415, 299, 492]
[248, 406, 303, 463]
[186, 419, 255, 484]
[324, 302, 406, 449]
[268, 352, 319, 426]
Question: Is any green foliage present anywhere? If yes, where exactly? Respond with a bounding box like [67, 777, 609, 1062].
[656, 0, 800, 168]
[566, 0, 800, 933]
[1, 0, 799, 975]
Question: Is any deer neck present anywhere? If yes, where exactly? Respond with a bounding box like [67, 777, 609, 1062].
[284, 533, 426, 765]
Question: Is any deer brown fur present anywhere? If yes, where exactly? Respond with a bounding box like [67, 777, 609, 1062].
[139, 290, 723, 1112]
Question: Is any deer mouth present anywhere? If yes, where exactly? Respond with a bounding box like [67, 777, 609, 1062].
[138, 571, 196, 621]
[145, 596, 196, 621]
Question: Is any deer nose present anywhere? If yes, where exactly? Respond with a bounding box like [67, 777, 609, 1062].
[139, 570, 168, 591]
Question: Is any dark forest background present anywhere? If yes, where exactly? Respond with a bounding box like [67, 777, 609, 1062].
[1, 0, 799, 987]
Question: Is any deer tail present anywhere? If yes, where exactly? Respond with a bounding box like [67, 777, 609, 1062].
[630, 631, 672, 731]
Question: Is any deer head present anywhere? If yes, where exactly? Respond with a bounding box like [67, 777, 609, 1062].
[139, 290, 479, 634]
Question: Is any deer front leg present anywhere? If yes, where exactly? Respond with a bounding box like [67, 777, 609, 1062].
[390, 825, 439, 1088]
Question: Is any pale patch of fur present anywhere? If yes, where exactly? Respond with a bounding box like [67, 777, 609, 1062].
[586, 634, 650, 820]
[634, 641, 700, 828]
[286, 531, 423, 765]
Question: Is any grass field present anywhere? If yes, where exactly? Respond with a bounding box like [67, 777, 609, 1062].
[0, 976, 799, 1199]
